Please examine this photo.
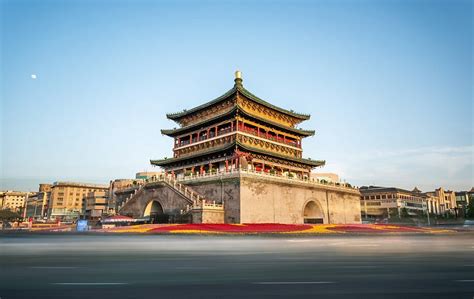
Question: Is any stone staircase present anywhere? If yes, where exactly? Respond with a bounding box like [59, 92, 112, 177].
[118, 174, 220, 215]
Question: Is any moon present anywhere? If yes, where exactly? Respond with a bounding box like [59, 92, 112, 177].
[31, 74, 37, 79]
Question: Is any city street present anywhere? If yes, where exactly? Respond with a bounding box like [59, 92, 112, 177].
[1, 233, 473, 298]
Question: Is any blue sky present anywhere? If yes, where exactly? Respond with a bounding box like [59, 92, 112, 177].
[1, 0, 472, 192]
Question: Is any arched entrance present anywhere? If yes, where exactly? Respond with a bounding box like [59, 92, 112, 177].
[303, 200, 324, 224]
[143, 200, 168, 223]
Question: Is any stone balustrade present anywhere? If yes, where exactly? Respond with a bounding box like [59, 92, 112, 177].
[120, 172, 210, 214]
[178, 168, 358, 191]
[180, 199, 224, 215]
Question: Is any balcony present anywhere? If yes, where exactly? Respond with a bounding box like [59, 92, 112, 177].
[175, 126, 236, 148]
[238, 125, 301, 148]
[174, 124, 301, 150]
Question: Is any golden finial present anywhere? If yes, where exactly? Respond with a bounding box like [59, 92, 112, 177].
[234, 70, 243, 86]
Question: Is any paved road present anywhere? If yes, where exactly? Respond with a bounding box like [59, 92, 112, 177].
[1, 233, 473, 298]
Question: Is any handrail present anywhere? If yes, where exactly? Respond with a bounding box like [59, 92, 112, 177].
[238, 125, 300, 148]
[174, 125, 301, 150]
[178, 168, 358, 191]
[119, 174, 208, 211]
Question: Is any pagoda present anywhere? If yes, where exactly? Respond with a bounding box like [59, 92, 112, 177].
[119, 71, 361, 224]
[151, 71, 325, 178]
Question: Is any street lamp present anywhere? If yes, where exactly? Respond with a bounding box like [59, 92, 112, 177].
[423, 201, 430, 226]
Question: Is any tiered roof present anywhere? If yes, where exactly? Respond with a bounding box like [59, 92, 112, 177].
[151, 140, 325, 167]
[161, 107, 315, 137]
[152, 71, 324, 170]
[166, 79, 310, 124]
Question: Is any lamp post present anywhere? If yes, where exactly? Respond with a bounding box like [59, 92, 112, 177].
[22, 192, 30, 220]
[423, 201, 430, 226]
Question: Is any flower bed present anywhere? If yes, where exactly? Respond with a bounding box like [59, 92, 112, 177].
[97, 223, 455, 234]
[149, 223, 311, 233]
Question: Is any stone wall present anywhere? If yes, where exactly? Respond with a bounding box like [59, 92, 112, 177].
[183, 175, 241, 223]
[192, 208, 225, 224]
[183, 173, 361, 224]
[239, 175, 360, 224]
[119, 174, 361, 224]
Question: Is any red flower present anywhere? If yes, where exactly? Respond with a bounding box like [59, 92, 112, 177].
[149, 223, 311, 233]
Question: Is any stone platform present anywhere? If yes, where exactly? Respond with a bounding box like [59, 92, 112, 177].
[118, 170, 361, 224]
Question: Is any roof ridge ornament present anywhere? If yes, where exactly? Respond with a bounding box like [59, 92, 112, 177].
[234, 70, 243, 87]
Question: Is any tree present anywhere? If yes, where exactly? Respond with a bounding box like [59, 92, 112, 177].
[0, 209, 22, 229]
[466, 200, 474, 219]
[400, 208, 409, 218]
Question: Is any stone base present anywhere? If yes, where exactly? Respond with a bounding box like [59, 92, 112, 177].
[192, 208, 225, 224]
[119, 172, 362, 224]
[182, 172, 362, 224]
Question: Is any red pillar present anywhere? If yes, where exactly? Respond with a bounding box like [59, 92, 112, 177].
[225, 160, 229, 172]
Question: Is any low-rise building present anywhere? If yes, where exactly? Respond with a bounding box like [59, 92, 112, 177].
[84, 191, 109, 220]
[360, 186, 429, 218]
[48, 182, 109, 221]
[25, 193, 44, 219]
[0, 191, 31, 212]
[425, 187, 457, 215]
[455, 187, 474, 216]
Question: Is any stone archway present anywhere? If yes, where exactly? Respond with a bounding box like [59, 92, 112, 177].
[303, 200, 324, 224]
[143, 200, 168, 223]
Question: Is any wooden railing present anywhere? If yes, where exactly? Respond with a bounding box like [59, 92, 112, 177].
[238, 125, 300, 148]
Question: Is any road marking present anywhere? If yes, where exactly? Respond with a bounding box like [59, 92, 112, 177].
[52, 283, 128, 285]
[347, 244, 380, 247]
[31, 267, 79, 269]
[286, 239, 312, 243]
[253, 281, 335, 285]
[175, 266, 211, 270]
[340, 265, 379, 269]
[455, 280, 474, 283]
